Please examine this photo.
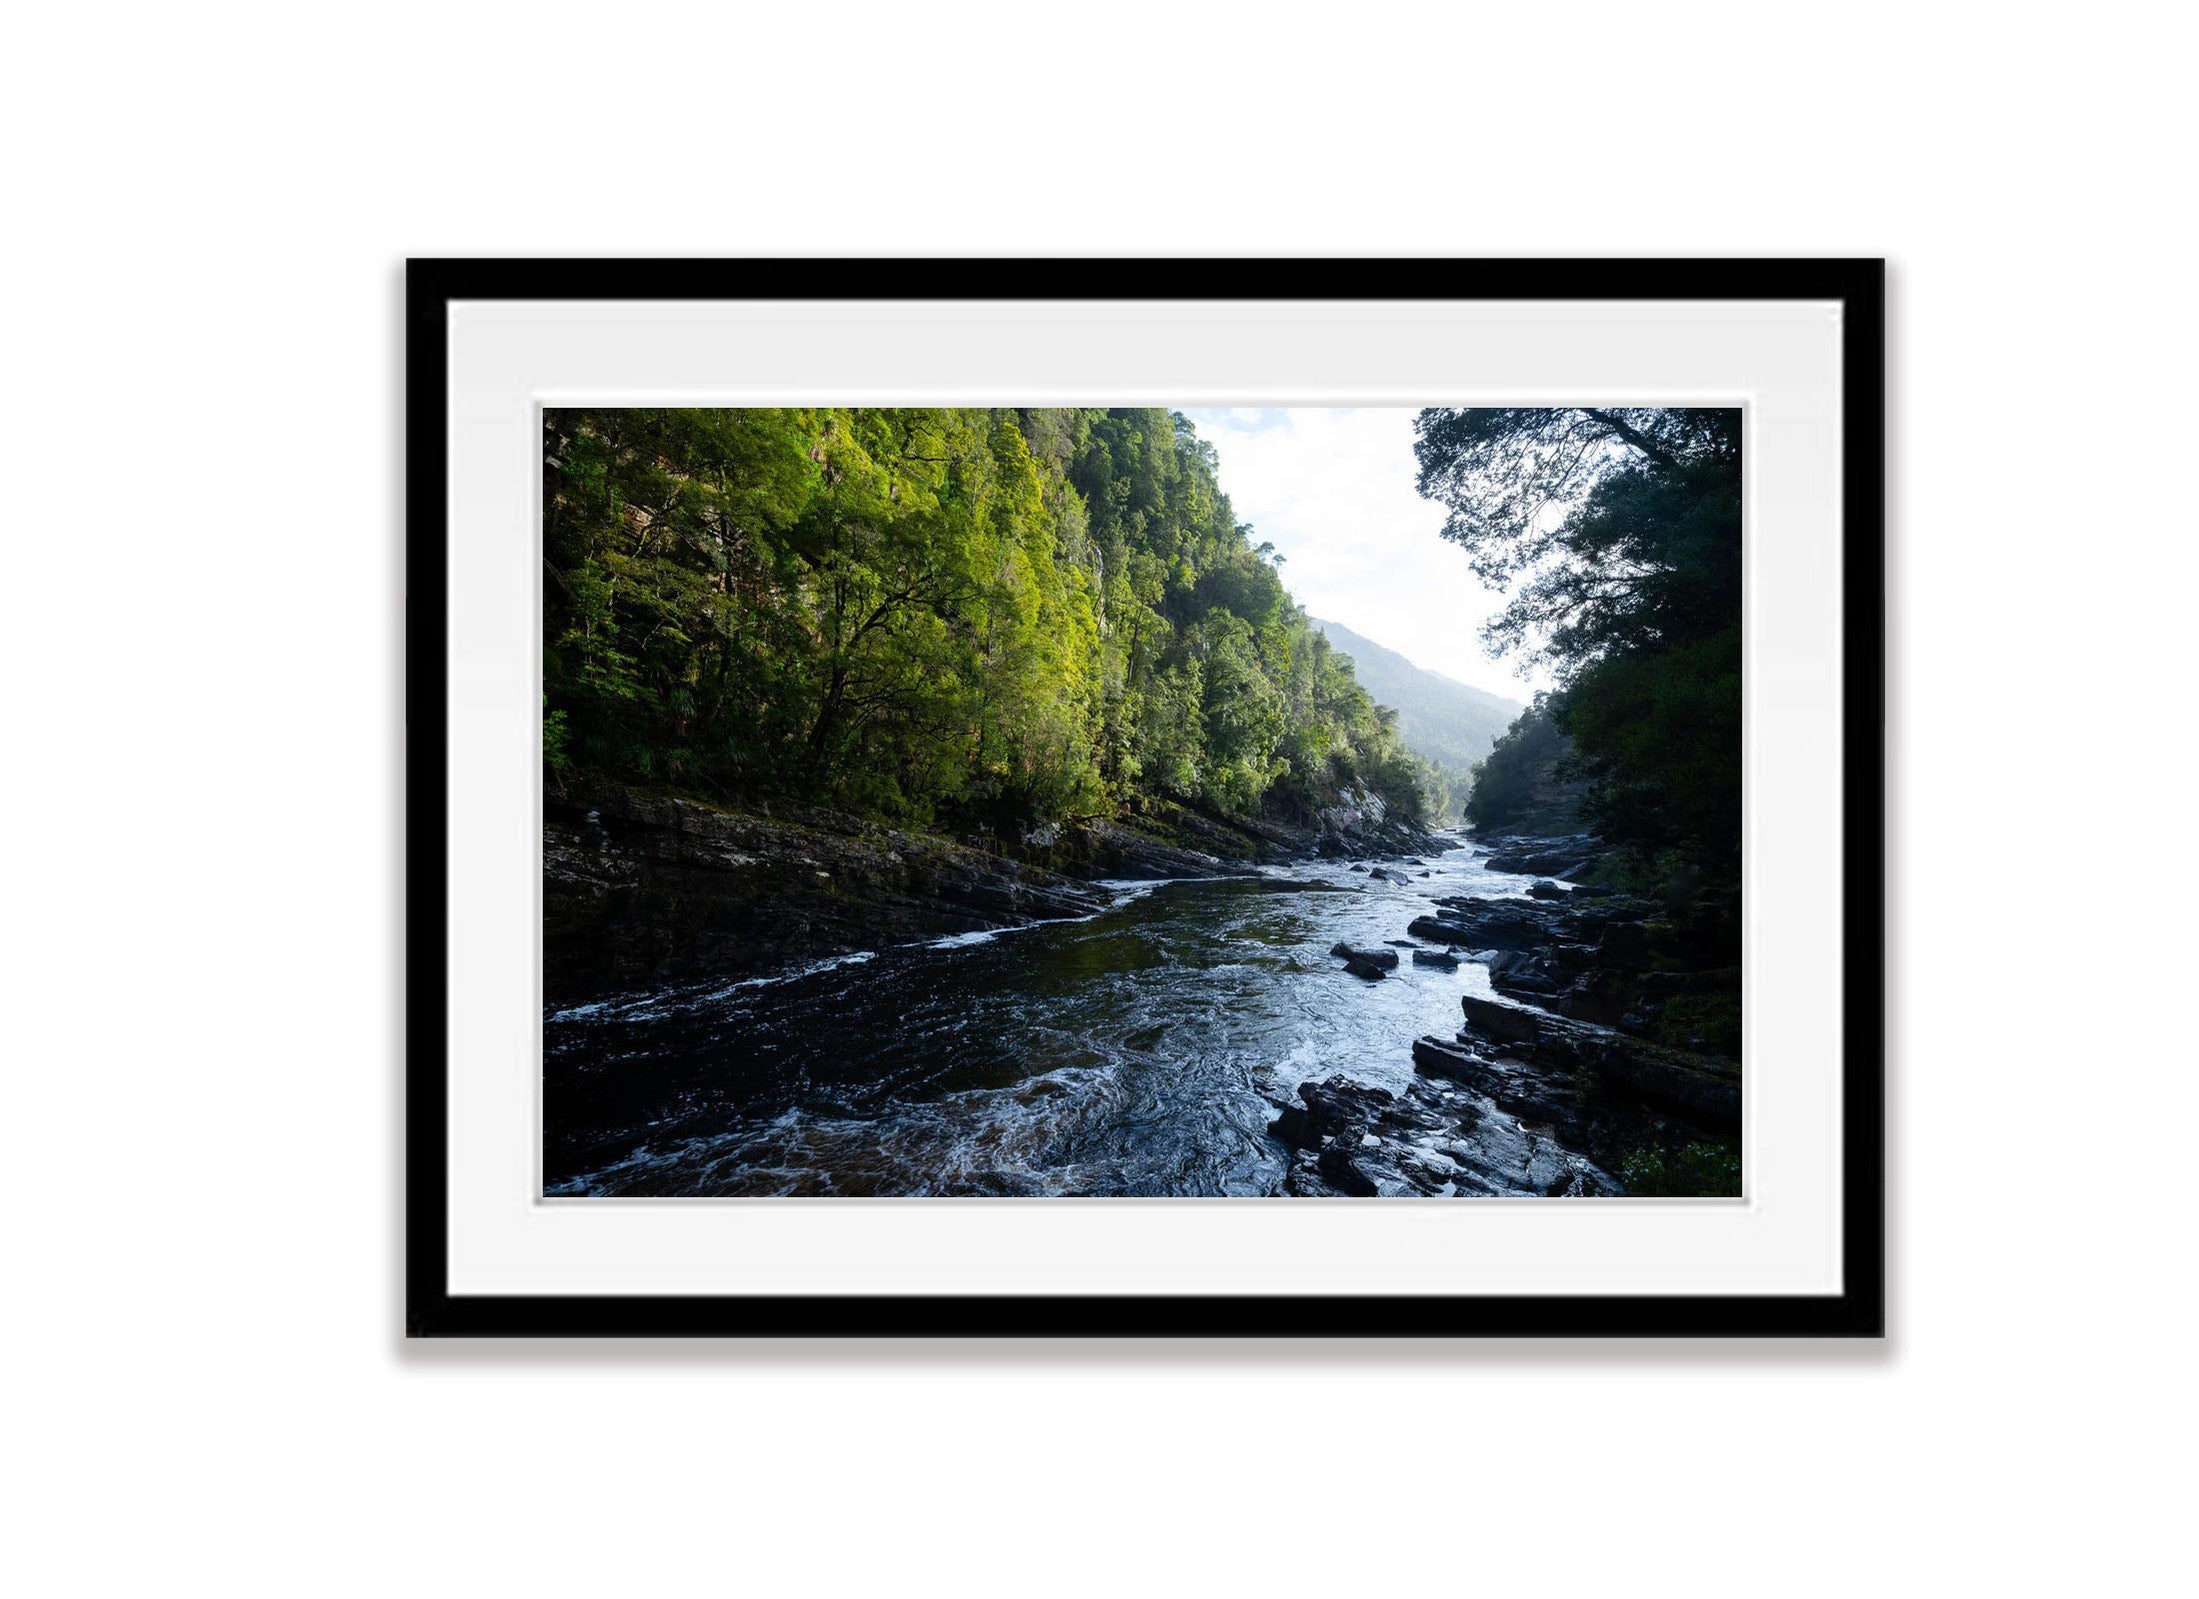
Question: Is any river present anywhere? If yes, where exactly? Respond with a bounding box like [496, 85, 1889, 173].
[543, 835, 1564, 1197]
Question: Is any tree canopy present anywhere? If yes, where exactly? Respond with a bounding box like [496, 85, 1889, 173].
[1416, 407, 1742, 868]
[544, 407, 1434, 836]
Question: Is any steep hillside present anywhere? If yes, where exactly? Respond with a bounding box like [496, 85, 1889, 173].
[1311, 618, 1522, 793]
[543, 409, 1439, 840]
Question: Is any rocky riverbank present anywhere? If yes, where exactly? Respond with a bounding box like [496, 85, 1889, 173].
[1267, 831, 1744, 1197]
[544, 775, 1450, 1002]
[545, 783, 1740, 1197]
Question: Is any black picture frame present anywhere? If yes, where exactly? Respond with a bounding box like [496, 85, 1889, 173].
[406, 258, 1885, 1338]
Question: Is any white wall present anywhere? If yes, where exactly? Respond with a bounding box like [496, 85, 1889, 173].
[6, 4, 2189, 1594]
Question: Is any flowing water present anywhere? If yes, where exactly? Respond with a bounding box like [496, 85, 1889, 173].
[544, 835, 1553, 1197]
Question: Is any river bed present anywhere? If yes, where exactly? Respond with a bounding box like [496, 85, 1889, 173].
[543, 835, 1561, 1197]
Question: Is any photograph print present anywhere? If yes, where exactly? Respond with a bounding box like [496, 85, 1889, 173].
[542, 404, 1742, 1199]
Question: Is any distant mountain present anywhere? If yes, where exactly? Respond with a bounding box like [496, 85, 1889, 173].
[1313, 618, 1523, 783]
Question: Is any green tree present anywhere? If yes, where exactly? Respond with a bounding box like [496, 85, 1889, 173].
[1464, 701, 1575, 833]
[1415, 407, 1741, 868]
[542, 406, 1430, 840]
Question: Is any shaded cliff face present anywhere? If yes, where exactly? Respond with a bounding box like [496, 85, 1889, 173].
[543, 777, 1452, 1004]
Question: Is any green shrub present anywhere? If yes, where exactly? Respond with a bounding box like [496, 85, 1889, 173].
[1620, 1141, 1742, 1197]
[1650, 991, 1741, 1058]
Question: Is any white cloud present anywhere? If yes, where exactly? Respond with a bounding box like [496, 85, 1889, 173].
[1180, 407, 1547, 702]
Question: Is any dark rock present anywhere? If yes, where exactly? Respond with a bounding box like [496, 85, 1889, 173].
[1544, 1168, 1617, 1197]
[1390, 1150, 1461, 1192]
[1412, 1035, 1497, 1087]
[1483, 948, 1532, 980]
[1269, 1076, 1395, 1148]
[1280, 1053, 1618, 1198]
[1491, 970, 1565, 998]
[1041, 791, 1372, 881]
[1349, 863, 1368, 873]
[1487, 941, 1600, 1000]
[1461, 994, 1545, 1045]
[1527, 879, 1567, 900]
[1045, 821, 1232, 882]
[1447, 1127, 1618, 1199]
[1489, 965, 1565, 1004]
[1306, 785, 1455, 861]
[543, 775, 1112, 1003]
[1412, 948, 1460, 969]
[1344, 956, 1389, 981]
[1478, 834, 1604, 879]
[1374, 1095, 1453, 1138]
[1278, 1150, 1339, 1196]
[1452, 996, 1742, 1132]
[1329, 942, 1398, 969]
[1421, 900, 1557, 950]
[1408, 916, 1474, 945]
[1316, 1142, 1380, 1196]
[1288, 1088, 1473, 1198]
[1557, 969, 1634, 1026]
[1412, 1036, 1582, 1130]
[1405, 905, 1554, 951]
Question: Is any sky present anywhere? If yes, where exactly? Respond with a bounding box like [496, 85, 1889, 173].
[1178, 407, 1547, 703]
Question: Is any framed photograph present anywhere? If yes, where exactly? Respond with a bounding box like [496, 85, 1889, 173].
[407, 258, 1883, 1336]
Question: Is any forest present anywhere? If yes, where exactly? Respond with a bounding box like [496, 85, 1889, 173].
[1311, 617, 1521, 820]
[1416, 407, 1744, 883]
[542, 408, 1433, 839]
[543, 403, 1748, 1201]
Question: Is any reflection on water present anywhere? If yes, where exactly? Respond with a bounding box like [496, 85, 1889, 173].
[544, 841, 1544, 1197]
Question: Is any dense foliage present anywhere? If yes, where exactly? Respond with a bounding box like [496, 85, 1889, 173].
[1415, 408, 1742, 871]
[1461, 700, 1579, 833]
[1618, 1140, 1743, 1198]
[544, 408, 1432, 834]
